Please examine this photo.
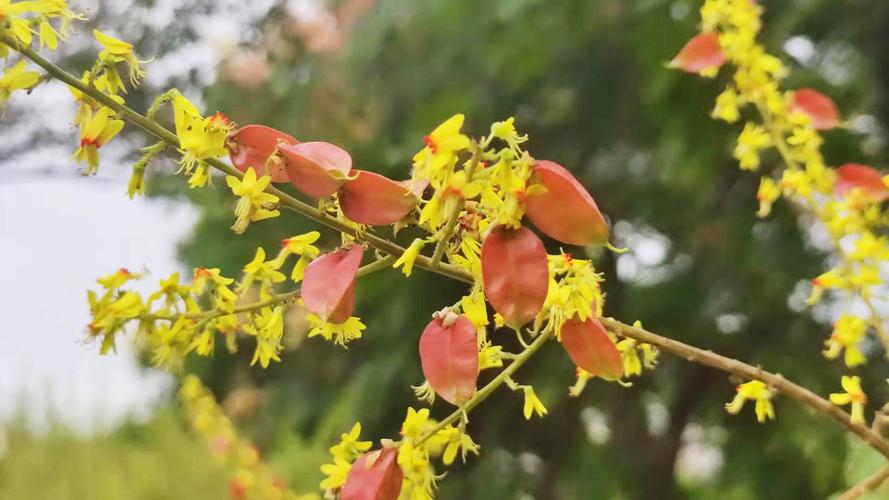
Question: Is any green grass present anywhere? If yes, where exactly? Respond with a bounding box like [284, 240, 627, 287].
[0, 410, 229, 500]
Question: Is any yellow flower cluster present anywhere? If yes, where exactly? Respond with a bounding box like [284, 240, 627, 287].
[85, 232, 355, 371]
[0, 0, 83, 57]
[697, 0, 888, 373]
[179, 375, 314, 500]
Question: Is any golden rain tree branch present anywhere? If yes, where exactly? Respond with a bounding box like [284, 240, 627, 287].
[8, 35, 889, 463]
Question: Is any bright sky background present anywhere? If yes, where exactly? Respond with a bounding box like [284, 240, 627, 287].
[0, 0, 285, 432]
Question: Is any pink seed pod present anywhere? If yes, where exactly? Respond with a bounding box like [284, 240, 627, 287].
[278, 141, 353, 197]
[419, 313, 479, 405]
[560, 317, 622, 380]
[227, 124, 298, 183]
[481, 225, 549, 329]
[339, 170, 418, 225]
[791, 88, 840, 131]
[670, 32, 725, 74]
[341, 447, 403, 500]
[524, 160, 609, 246]
[835, 163, 889, 202]
[301, 245, 363, 322]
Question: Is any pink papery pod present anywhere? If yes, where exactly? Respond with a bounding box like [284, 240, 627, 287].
[341, 447, 403, 500]
[792, 88, 840, 130]
[339, 170, 419, 225]
[279, 141, 353, 197]
[419, 313, 479, 405]
[481, 225, 549, 329]
[227, 124, 298, 183]
[671, 32, 725, 73]
[835, 163, 889, 202]
[560, 317, 622, 380]
[523, 160, 609, 246]
[301, 245, 363, 323]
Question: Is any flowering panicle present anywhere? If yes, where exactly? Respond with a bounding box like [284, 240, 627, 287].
[179, 375, 311, 500]
[679, 0, 889, 379]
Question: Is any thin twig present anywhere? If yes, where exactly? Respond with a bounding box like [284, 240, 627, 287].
[839, 466, 889, 500]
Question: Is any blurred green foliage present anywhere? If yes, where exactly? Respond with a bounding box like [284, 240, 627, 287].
[0, 411, 229, 499]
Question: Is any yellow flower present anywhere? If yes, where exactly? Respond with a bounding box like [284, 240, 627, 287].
[319, 455, 351, 491]
[329, 422, 372, 460]
[756, 177, 781, 217]
[725, 380, 774, 423]
[489, 116, 528, 151]
[733, 122, 771, 171]
[279, 231, 321, 282]
[522, 386, 547, 420]
[73, 106, 124, 175]
[393, 238, 427, 277]
[170, 92, 231, 179]
[824, 314, 867, 368]
[712, 86, 742, 123]
[440, 426, 480, 466]
[411, 113, 470, 186]
[0, 60, 40, 103]
[243, 306, 285, 368]
[306, 314, 365, 346]
[97, 267, 141, 289]
[93, 29, 147, 90]
[239, 247, 286, 297]
[830, 376, 867, 424]
[226, 168, 280, 234]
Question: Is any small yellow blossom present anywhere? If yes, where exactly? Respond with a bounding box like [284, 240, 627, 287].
[733, 122, 771, 171]
[725, 380, 774, 423]
[522, 386, 548, 420]
[73, 106, 124, 175]
[170, 92, 231, 179]
[93, 29, 147, 91]
[712, 86, 741, 123]
[226, 168, 280, 234]
[756, 177, 781, 217]
[0, 60, 40, 104]
[393, 238, 427, 277]
[489, 116, 528, 151]
[307, 314, 365, 346]
[824, 314, 867, 368]
[830, 376, 867, 424]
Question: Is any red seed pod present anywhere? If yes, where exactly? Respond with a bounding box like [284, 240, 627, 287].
[524, 160, 609, 246]
[228, 124, 298, 183]
[671, 32, 725, 74]
[278, 141, 353, 197]
[835, 163, 889, 202]
[481, 225, 549, 329]
[792, 88, 840, 130]
[419, 313, 479, 405]
[339, 170, 419, 225]
[301, 245, 363, 322]
[341, 448, 403, 500]
[560, 317, 622, 380]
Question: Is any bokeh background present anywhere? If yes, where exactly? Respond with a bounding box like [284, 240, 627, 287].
[3, 0, 889, 498]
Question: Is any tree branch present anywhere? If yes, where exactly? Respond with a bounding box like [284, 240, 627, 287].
[8, 36, 889, 463]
